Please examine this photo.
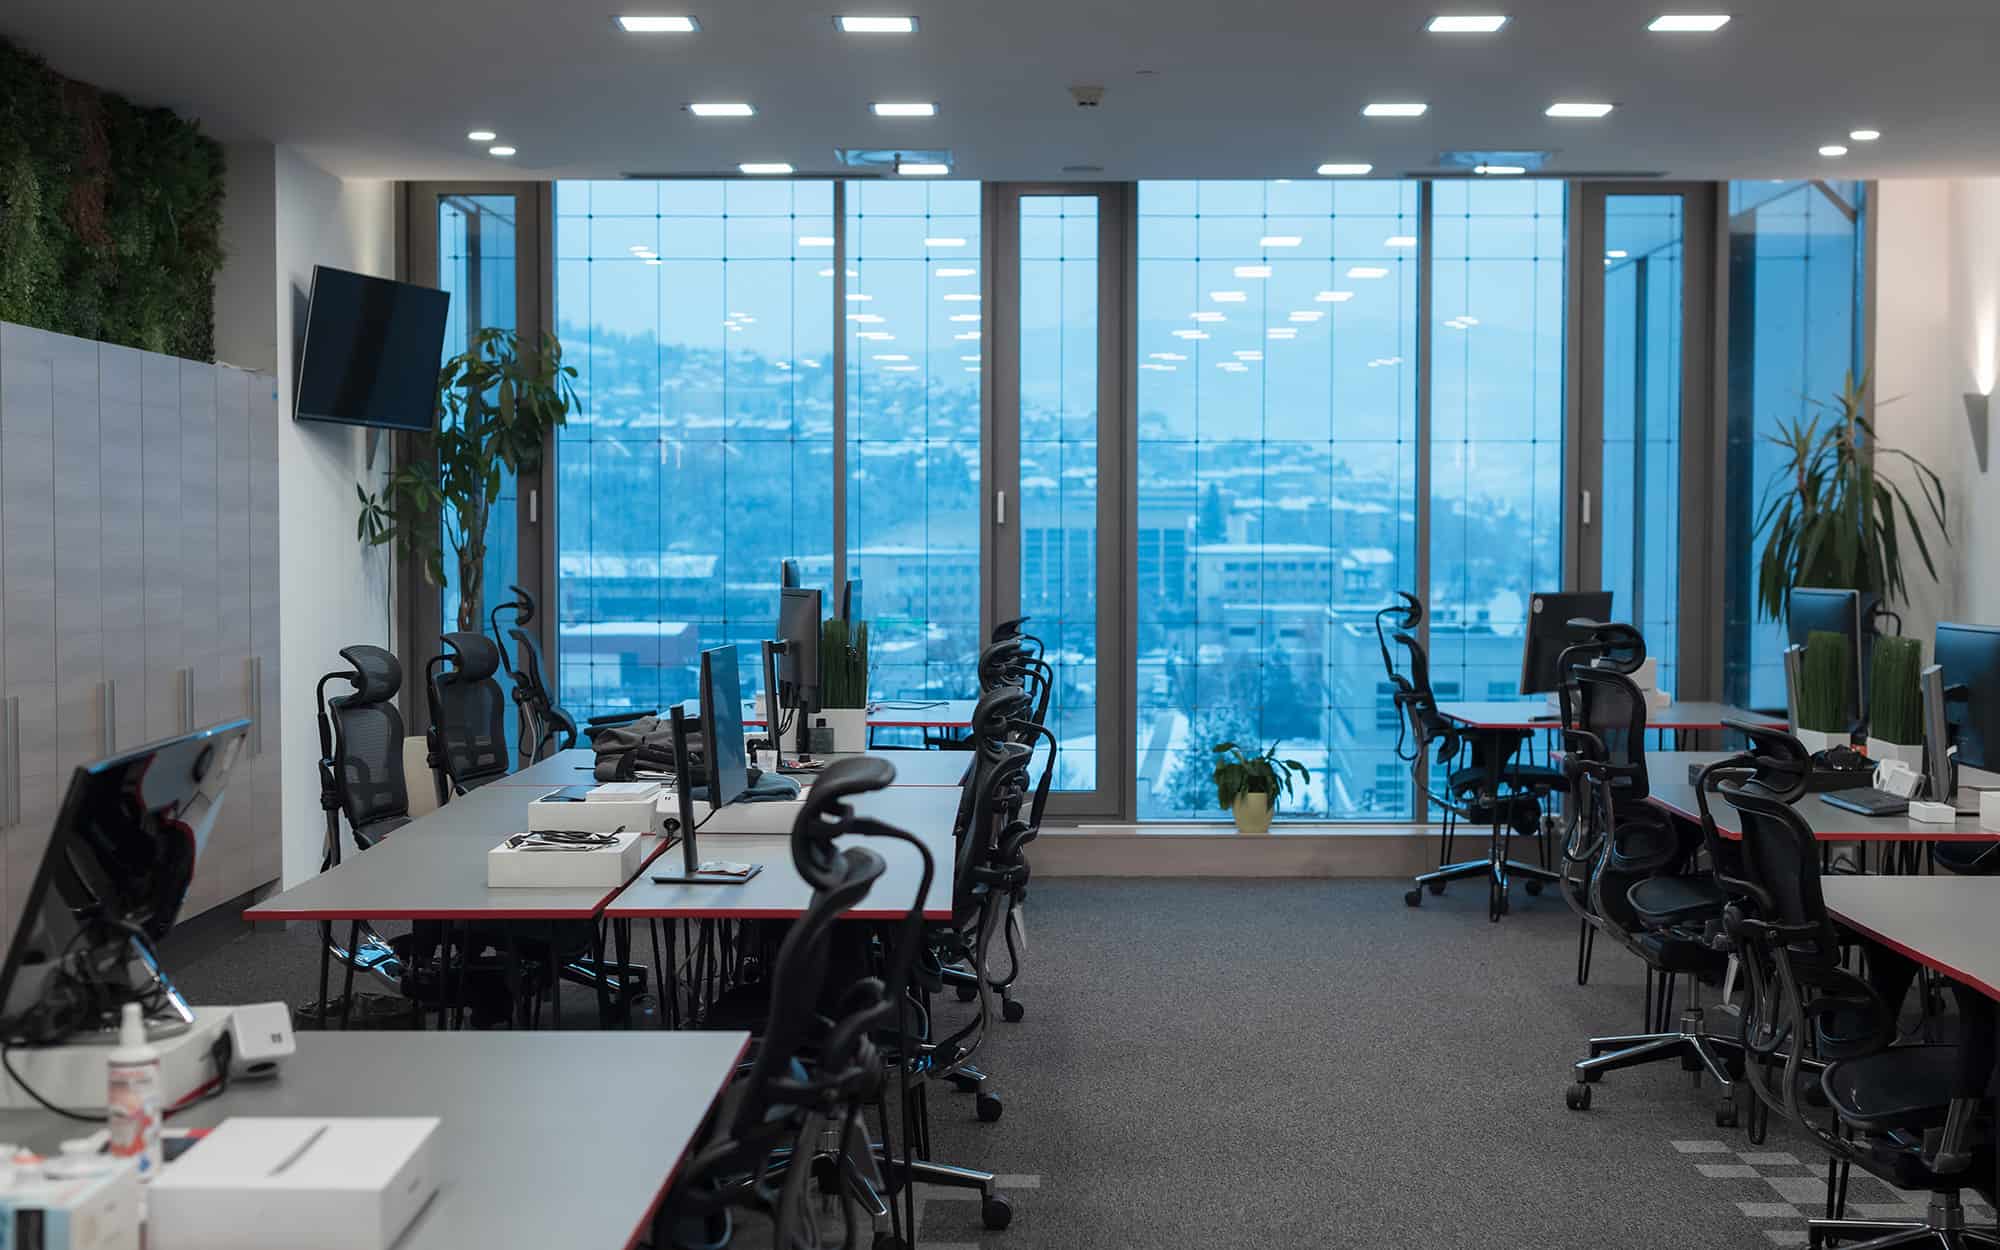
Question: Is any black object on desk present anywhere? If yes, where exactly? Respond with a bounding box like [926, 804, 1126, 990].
[1819, 787, 1910, 817]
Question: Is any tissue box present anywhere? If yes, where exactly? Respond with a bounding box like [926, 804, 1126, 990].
[1980, 789, 2000, 832]
[148, 1118, 437, 1250]
[526, 784, 668, 837]
[489, 829, 649, 887]
[0, 1157, 141, 1250]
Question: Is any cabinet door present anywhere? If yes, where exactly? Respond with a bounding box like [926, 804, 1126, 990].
[97, 346, 149, 755]
[51, 334, 104, 778]
[178, 362, 221, 730]
[207, 368, 255, 902]
[247, 376, 284, 889]
[141, 353, 184, 741]
[1, 324, 60, 929]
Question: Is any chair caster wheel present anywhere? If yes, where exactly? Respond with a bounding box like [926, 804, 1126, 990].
[976, 1092, 1003, 1122]
[1427, 880, 1447, 895]
[1404, 889, 1423, 907]
[981, 1194, 1013, 1230]
[1715, 1096, 1740, 1129]
[954, 983, 977, 1003]
[1565, 1082, 1593, 1111]
[949, 1072, 982, 1094]
[1002, 998, 1025, 1022]
[1525, 880, 1544, 896]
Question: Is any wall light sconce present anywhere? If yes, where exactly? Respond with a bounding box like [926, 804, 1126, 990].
[1968, 392, 1992, 473]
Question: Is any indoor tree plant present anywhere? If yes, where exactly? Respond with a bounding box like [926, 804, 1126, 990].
[1865, 634, 1925, 768]
[356, 327, 578, 631]
[1754, 373, 1948, 630]
[816, 617, 870, 753]
[1211, 741, 1309, 835]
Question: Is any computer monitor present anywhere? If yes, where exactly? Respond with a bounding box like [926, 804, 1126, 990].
[1921, 663, 1954, 806]
[840, 578, 863, 624]
[1787, 588, 1863, 725]
[1518, 591, 1614, 695]
[777, 586, 823, 755]
[698, 646, 750, 812]
[0, 719, 252, 1044]
[779, 558, 801, 590]
[650, 704, 762, 886]
[1932, 622, 2000, 772]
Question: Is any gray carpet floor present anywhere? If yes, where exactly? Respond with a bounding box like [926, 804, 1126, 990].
[165, 879, 1854, 1249]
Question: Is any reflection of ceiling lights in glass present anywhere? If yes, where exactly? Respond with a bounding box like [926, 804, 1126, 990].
[1172, 329, 1209, 340]
[1289, 310, 1323, 322]
[883, 364, 919, 372]
[1150, 352, 1187, 361]
[948, 313, 980, 322]
[953, 331, 980, 340]
[1259, 235, 1302, 247]
[1140, 363, 1176, 372]
[1210, 290, 1248, 303]
[1384, 235, 1417, 248]
[1316, 163, 1373, 176]
[1346, 266, 1389, 279]
[1315, 290, 1355, 302]
[942, 293, 980, 302]
[1233, 265, 1272, 279]
[936, 267, 976, 277]
[848, 313, 885, 323]
[1233, 350, 1263, 360]
[924, 236, 968, 247]
[846, 293, 873, 301]
[1267, 328, 1297, 339]
[857, 331, 894, 341]
[1190, 311, 1226, 322]
[798, 235, 834, 247]
[873, 354, 910, 362]
[962, 354, 981, 363]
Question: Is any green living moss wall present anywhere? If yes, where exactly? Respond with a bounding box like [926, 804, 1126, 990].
[0, 38, 225, 361]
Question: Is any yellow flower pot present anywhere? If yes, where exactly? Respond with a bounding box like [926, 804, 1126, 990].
[1231, 792, 1274, 835]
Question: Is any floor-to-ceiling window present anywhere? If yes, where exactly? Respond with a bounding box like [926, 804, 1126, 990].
[844, 181, 983, 707]
[1429, 181, 1568, 706]
[553, 180, 836, 715]
[1723, 181, 1866, 709]
[1133, 180, 1422, 820]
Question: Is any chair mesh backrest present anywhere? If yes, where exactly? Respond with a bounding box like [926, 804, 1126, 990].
[431, 632, 510, 788]
[508, 626, 578, 744]
[1723, 781, 1839, 962]
[329, 645, 409, 835]
[1569, 668, 1651, 801]
[1390, 633, 1455, 756]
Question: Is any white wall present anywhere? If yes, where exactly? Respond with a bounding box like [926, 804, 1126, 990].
[215, 143, 397, 888]
[1870, 178, 2000, 643]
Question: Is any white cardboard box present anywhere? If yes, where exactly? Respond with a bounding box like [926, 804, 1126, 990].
[488, 828, 649, 887]
[0, 1156, 141, 1250]
[526, 787, 667, 837]
[147, 1117, 438, 1250]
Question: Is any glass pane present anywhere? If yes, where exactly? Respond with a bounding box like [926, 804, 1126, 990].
[845, 181, 982, 726]
[1018, 196, 1100, 793]
[1135, 180, 1422, 821]
[1601, 195, 1683, 693]
[552, 180, 836, 717]
[436, 194, 518, 637]
[1430, 181, 1567, 704]
[1723, 181, 1864, 708]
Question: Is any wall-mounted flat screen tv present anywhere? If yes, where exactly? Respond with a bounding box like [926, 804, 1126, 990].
[294, 265, 450, 431]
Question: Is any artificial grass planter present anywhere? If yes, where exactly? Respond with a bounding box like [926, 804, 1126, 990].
[0, 38, 225, 360]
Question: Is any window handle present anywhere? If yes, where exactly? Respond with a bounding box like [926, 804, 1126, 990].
[995, 489, 1007, 526]
[1581, 488, 1593, 528]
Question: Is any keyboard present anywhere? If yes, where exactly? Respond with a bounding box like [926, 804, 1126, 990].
[1819, 787, 1910, 817]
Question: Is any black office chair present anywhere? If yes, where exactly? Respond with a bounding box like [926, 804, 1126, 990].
[1721, 730, 1998, 1247]
[1391, 628, 1560, 918]
[424, 631, 512, 804]
[1560, 666, 1742, 1123]
[312, 645, 411, 997]
[1555, 619, 1655, 985]
[488, 585, 652, 768]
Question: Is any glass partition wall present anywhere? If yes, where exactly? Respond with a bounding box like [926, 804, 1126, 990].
[523, 175, 1852, 826]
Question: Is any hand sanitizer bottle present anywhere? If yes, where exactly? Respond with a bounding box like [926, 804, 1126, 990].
[106, 1003, 162, 1180]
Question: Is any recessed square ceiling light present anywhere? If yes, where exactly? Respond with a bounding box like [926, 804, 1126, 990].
[1427, 15, 1508, 32]
[848, 312, 886, 323]
[924, 236, 967, 247]
[1259, 235, 1302, 247]
[1317, 163, 1374, 176]
[1648, 14, 1730, 31]
[1473, 163, 1526, 175]
[1362, 102, 1428, 118]
[1346, 266, 1389, 279]
[897, 162, 951, 176]
[1547, 102, 1615, 118]
[1605, 249, 1629, 259]
[1850, 128, 1881, 142]
[690, 102, 755, 118]
[489, 146, 517, 157]
[1819, 144, 1848, 157]
[1384, 235, 1418, 248]
[740, 162, 794, 175]
[798, 235, 834, 247]
[1315, 290, 1355, 302]
[1289, 311, 1323, 322]
[873, 102, 938, 118]
[836, 15, 918, 33]
[617, 15, 699, 32]
[1233, 265, 1273, 279]
[467, 129, 497, 142]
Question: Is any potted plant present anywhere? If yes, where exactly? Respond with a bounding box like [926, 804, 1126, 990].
[1755, 373, 1948, 640]
[356, 328, 579, 631]
[814, 617, 870, 753]
[1211, 741, 1310, 835]
[1796, 630, 1853, 755]
[1865, 635, 1925, 769]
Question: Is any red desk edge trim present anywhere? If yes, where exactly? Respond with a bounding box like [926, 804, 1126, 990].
[1827, 903, 2000, 1003]
[623, 1032, 755, 1250]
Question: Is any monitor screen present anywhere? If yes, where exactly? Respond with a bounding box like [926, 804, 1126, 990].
[699, 647, 749, 810]
[0, 719, 251, 1035]
[294, 266, 450, 431]
[777, 587, 823, 712]
[1787, 588, 1863, 724]
[1933, 622, 2000, 773]
[1518, 591, 1614, 695]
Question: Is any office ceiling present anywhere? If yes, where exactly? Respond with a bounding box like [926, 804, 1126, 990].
[4, 0, 1997, 182]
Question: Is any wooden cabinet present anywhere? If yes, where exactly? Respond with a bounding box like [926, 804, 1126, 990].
[0, 322, 282, 923]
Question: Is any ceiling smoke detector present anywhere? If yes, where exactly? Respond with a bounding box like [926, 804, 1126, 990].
[1070, 85, 1105, 108]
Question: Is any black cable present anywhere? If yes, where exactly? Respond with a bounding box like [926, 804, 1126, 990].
[1, 1046, 106, 1122]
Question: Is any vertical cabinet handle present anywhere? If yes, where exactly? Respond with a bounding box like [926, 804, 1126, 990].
[181, 667, 196, 733]
[2, 696, 19, 830]
[248, 656, 262, 756]
[100, 680, 116, 756]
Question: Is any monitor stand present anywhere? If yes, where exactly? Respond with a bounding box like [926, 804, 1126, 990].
[650, 706, 762, 886]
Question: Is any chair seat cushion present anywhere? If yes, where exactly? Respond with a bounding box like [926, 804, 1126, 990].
[1627, 874, 1727, 928]
[1823, 1044, 1965, 1134]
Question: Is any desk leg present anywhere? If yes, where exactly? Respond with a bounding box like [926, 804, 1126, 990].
[339, 922, 360, 1029]
[315, 922, 332, 1031]
[592, 921, 612, 1028]
[613, 919, 633, 1026]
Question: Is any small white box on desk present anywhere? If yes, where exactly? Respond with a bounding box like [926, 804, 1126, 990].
[0, 1157, 141, 1250]
[527, 784, 669, 837]
[147, 1117, 439, 1250]
[489, 829, 649, 887]
[1978, 789, 2000, 832]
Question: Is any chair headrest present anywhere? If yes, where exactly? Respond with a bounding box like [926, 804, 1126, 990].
[438, 631, 501, 682]
[1719, 718, 1812, 804]
[793, 757, 897, 886]
[336, 645, 402, 704]
[992, 615, 1031, 640]
[973, 685, 1031, 735]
